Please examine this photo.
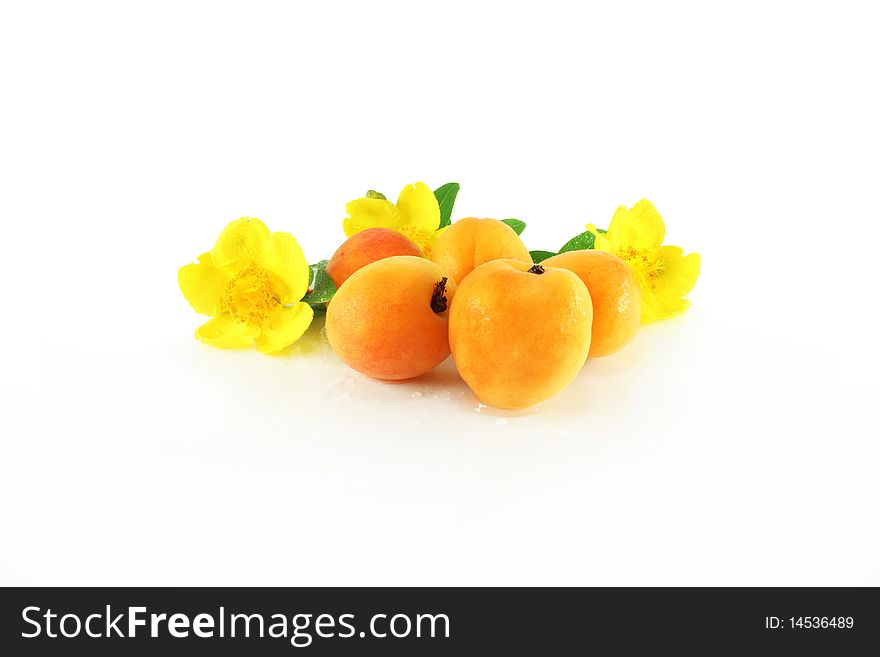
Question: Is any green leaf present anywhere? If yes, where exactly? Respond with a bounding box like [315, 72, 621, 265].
[302, 260, 337, 304]
[529, 250, 556, 263]
[434, 182, 460, 229]
[597, 228, 607, 234]
[501, 218, 526, 235]
[559, 231, 595, 253]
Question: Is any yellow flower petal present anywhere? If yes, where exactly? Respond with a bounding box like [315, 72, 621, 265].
[343, 197, 399, 237]
[394, 182, 441, 234]
[210, 217, 271, 269]
[586, 224, 613, 252]
[255, 302, 314, 354]
[656, 247, 700, 298]
[178, 252, 228, 315]
[642, 295, 691, 323]
[264, 231, 310, 305]
[195, 312, 260, 348]
[607, 200, 665, 251]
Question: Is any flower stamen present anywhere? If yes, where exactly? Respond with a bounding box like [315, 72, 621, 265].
[222, 265, 278, 325]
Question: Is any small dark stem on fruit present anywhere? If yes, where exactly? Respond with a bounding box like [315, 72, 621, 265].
[431, 277, 449, 313]
[528, 264, 545, 275]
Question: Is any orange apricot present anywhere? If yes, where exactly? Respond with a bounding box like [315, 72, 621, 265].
[431, 217, 532, 284]
[542, 251, 641, 357]
[326, 256, 456, 380]
[326, 228, 422, 288]
[449, 259, 592, 409]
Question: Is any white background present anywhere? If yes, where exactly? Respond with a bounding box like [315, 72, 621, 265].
[2, 1, 878, 585]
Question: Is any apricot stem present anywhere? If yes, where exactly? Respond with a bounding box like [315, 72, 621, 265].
[431, 277, 449, 313]
[528, 264, 545, 275]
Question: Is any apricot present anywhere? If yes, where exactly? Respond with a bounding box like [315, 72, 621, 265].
[431, 217, 532, 284]
[449, 259, 592, 409]
[326, 256, 456, 380]
[326, 228, 422, 288]
[543, 251, 641, 357]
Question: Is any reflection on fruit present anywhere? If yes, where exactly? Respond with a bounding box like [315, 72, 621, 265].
[326, 256, 456, 380]
[543, 250, 640, 357]
[326, 227, 422, 289]
[430, 217, 531, 284]
[449, 259, 592, 409]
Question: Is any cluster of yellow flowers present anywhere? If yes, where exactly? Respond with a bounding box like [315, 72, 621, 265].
[178, 183, 700, 352]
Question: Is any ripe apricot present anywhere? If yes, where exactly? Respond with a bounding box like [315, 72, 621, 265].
[431, 217, 532, 284]
[449, 259, 592, 409]
[326, 256, 456, 380]
[326, 228, 422, 288]
[542, 251, 641, 357]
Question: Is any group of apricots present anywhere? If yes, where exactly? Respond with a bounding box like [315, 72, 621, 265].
[325, 218, 641, 410]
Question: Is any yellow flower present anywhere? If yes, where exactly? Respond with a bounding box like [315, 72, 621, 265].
[588, 200, 700, 323]
[178, 217, 314, 353]
[343, 182, 443, 256]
